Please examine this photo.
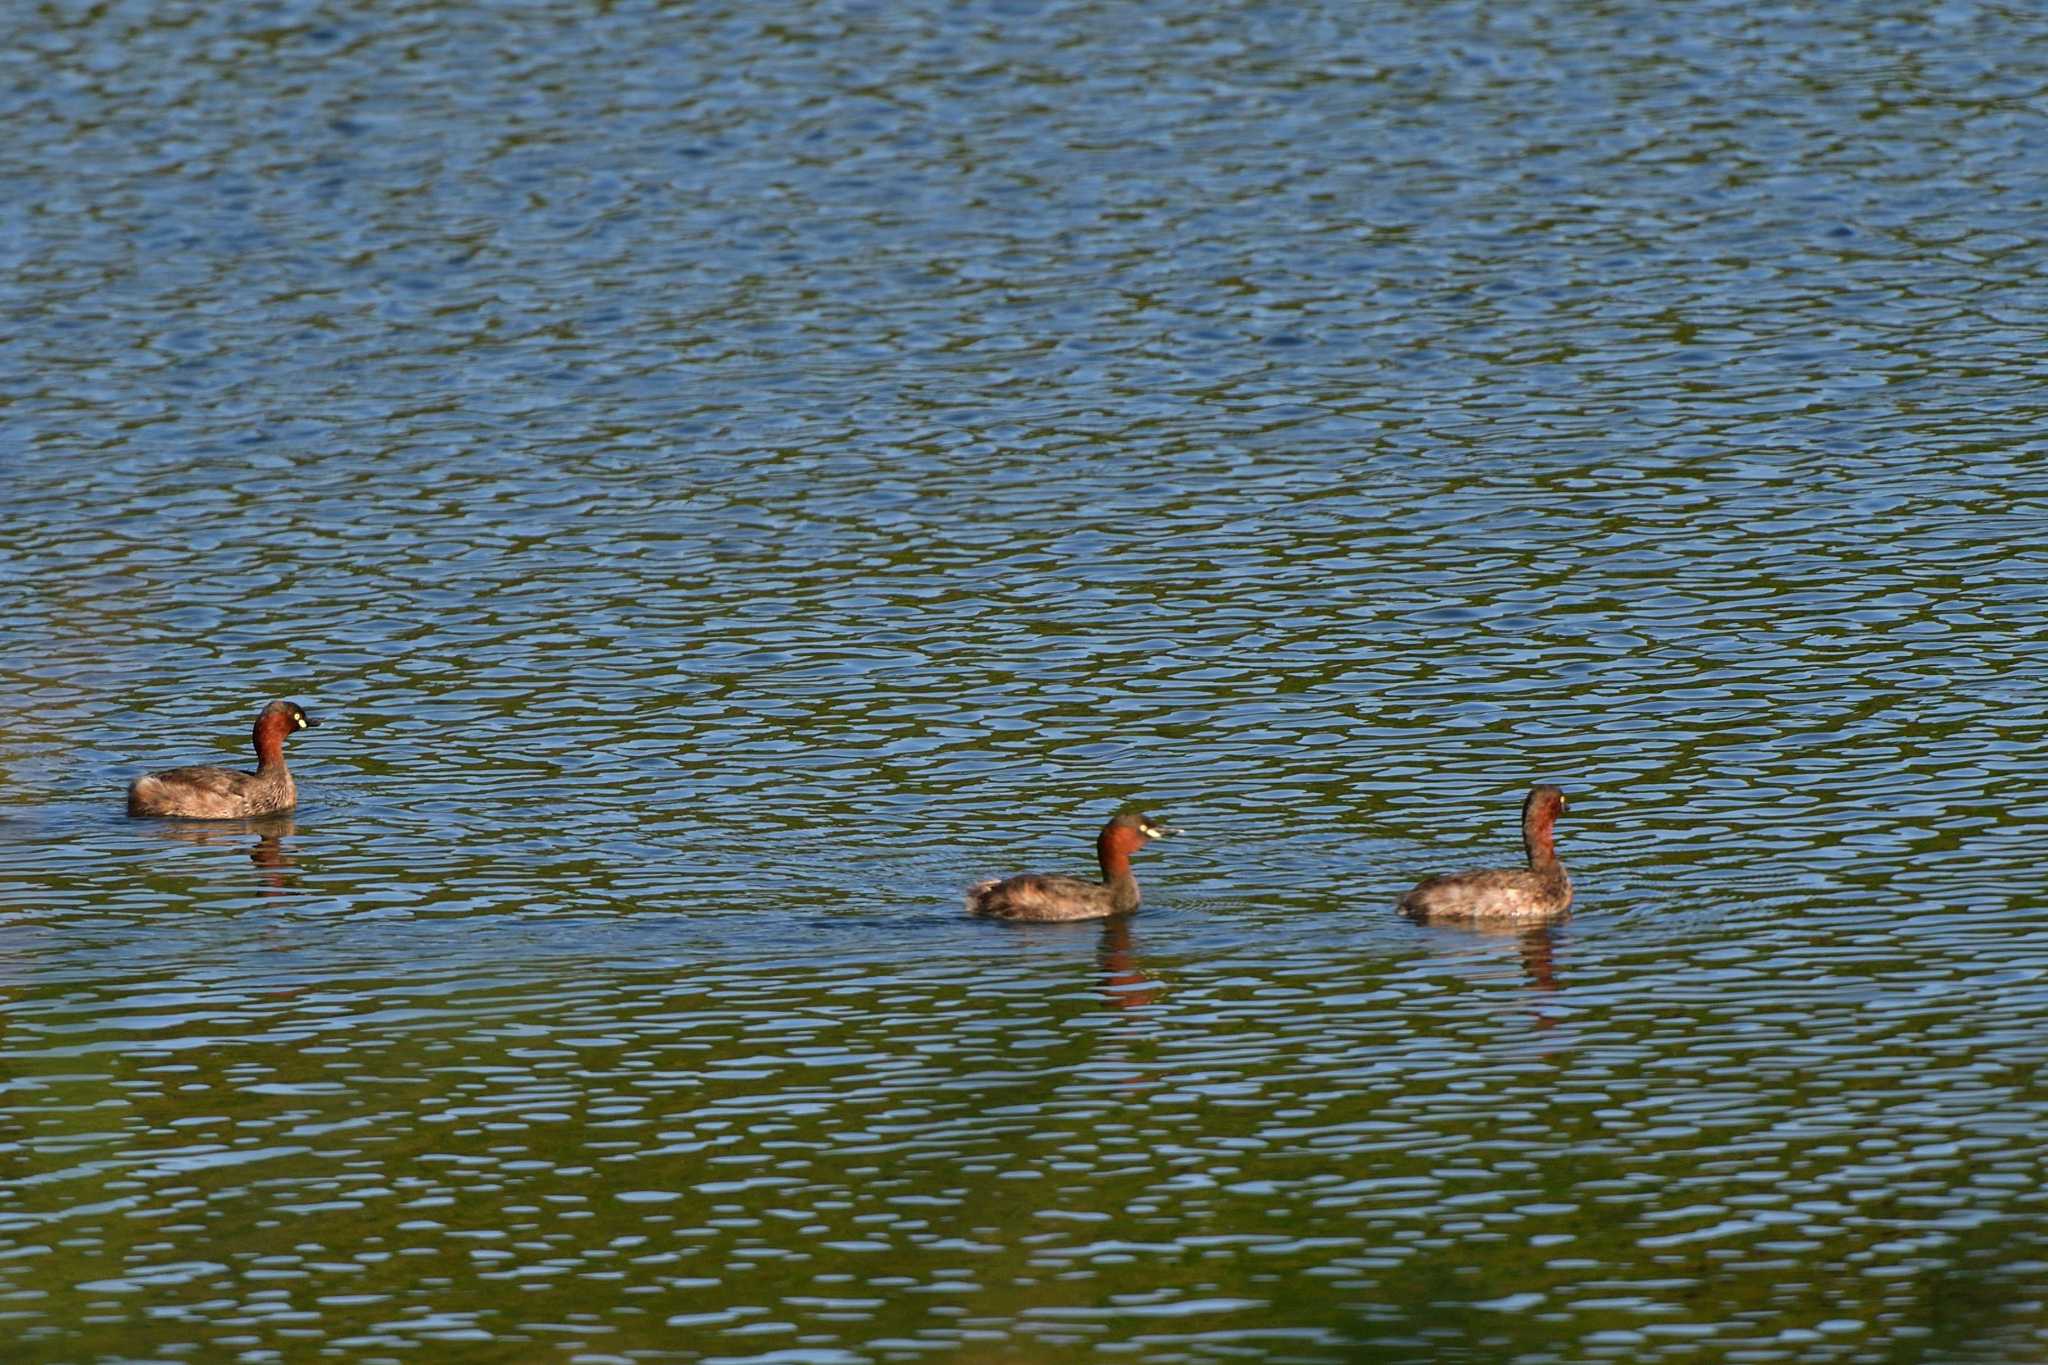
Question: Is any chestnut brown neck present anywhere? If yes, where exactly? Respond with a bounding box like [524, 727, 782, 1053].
[1523, 803, 1559, 870]
[252, 714, 290, 771]
[1096, 828, 1139, 884]
[1096, 832, 1142, 913]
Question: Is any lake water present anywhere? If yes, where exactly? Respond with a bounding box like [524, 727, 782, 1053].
[6, 1, 2048, 1360]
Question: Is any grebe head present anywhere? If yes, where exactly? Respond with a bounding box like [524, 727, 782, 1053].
[252, 700, 318, 760]
[1098, 810, 1177, 862]
[1525, 785, 1566, 822]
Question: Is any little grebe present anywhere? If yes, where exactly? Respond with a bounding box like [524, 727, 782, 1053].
[967, 810, 1176, 922]
[1398, 784, 1571, 922]
[126, 700, 318, 819]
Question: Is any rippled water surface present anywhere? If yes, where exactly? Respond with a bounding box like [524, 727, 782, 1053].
[7, 1, 2048, 1360]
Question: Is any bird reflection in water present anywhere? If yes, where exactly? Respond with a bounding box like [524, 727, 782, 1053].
[1415, 920, 1566, 1036]
[1095, 916, 1164, 1011]
[1418, 919, 1562, 992]
[1091, 916, 1166, 1094]
[146, 815, 298, 894]
[1511, 924, 1559, 993]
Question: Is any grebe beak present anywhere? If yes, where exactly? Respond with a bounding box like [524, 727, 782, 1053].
[1141, 822, 1178, 838]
